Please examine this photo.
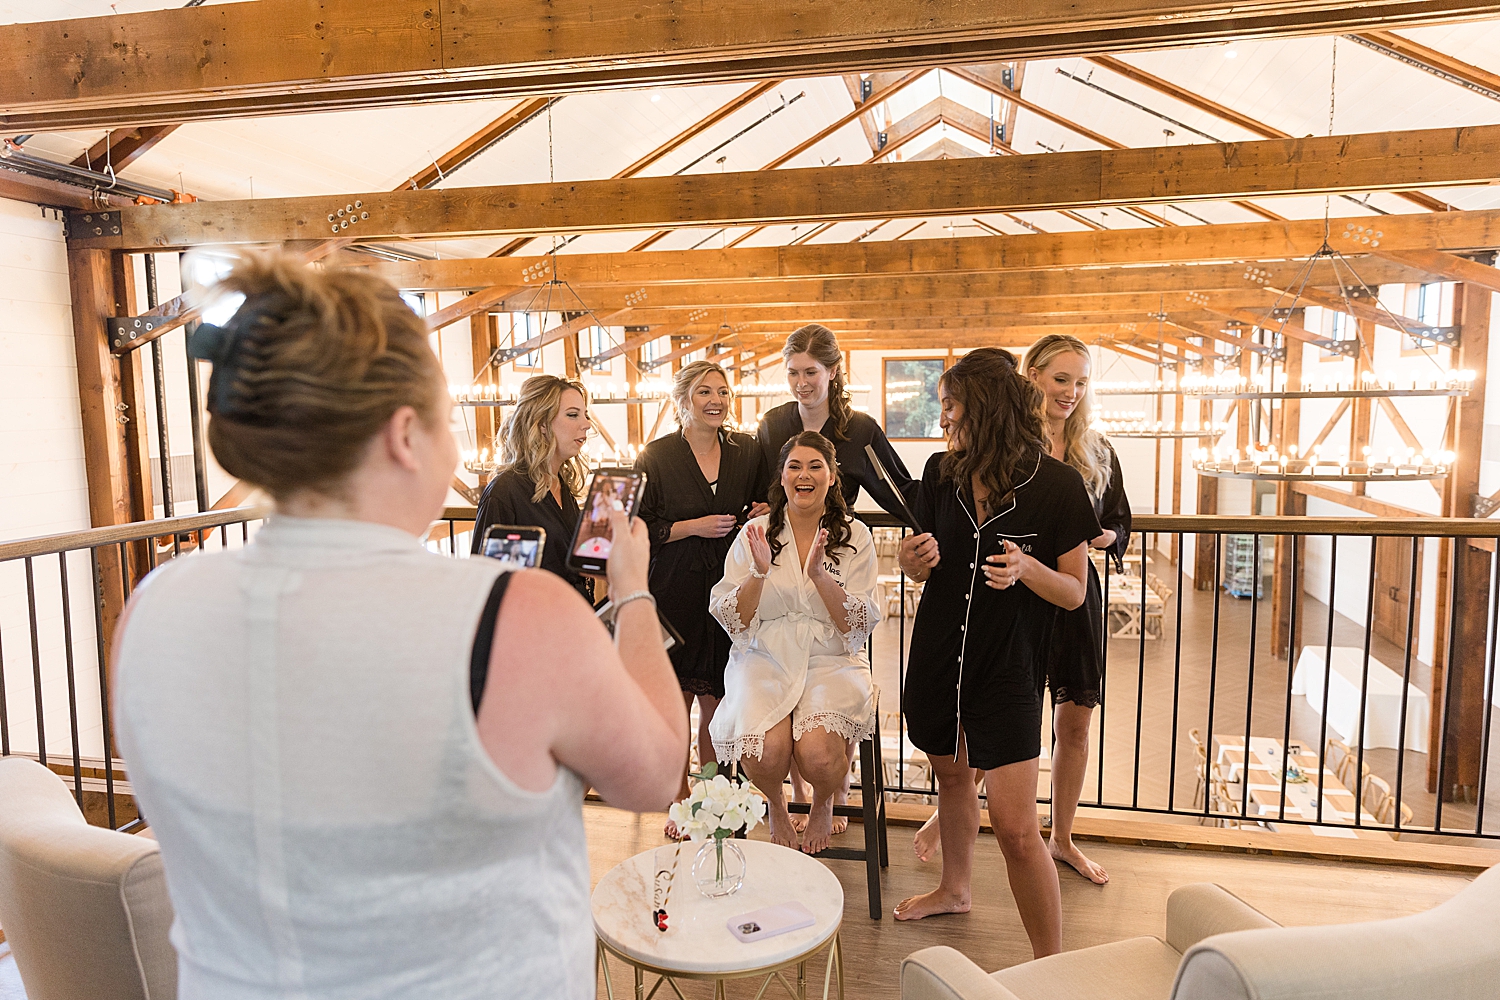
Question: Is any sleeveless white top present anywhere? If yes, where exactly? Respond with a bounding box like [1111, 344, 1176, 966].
[115, 517, 593, 1000]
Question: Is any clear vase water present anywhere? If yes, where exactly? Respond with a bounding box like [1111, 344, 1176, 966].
[692, 838, 745, 898]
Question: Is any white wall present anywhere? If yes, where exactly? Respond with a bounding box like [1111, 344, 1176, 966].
[0, 196, 102, 759]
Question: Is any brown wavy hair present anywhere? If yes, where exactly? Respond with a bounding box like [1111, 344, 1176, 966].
[201, 251, 444, 500]
[782, 324, 853, 441]
[939, 348, 1049, 502]
[765, 431, 854, 567]
[497, 375, 590, 504]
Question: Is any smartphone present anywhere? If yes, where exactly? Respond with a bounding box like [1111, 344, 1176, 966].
[595, 599, 683, 652]
[480, 525, 545, 571]
[727, 901, 816, 943]
[567, 468, 646, 575]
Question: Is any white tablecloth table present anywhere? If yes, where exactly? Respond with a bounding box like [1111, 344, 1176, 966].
[593, 839, 845, 999]
[1292, 646, 1429, 752]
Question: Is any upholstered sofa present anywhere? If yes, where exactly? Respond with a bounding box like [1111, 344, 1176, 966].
[902, 864, 1500, 1000]
[0, 757, 176, 1000]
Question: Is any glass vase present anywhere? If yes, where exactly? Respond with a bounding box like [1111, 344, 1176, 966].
[692, 837, 745, 898]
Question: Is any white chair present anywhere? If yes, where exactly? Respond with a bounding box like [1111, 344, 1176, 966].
[902, 865, 1500, 1000]
[0, 757, 176, 1000]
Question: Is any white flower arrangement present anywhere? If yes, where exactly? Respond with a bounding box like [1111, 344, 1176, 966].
[667, 764, 768, 843]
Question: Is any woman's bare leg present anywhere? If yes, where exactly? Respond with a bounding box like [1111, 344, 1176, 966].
[913, 768, 984, 862]
[665, 690, 698, 838]
[791, 728, 852, 855]
[985, 758, 1063, 959]
[788, 757, 812, 833]
[739, 717, 797, 848]
[1049, 700, 1107, 884]
[895, 734, 978, 920]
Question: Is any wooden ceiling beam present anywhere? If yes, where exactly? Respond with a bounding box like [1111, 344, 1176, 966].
[71, 125, 178, 172]
[953, 63, 1287, 223]
[1350, 30, 1500, 102]
[24, 0, 1498, 130]
[348, 209, 1500, 290]
[1371, 248, 1500, 294]
[398, 97, 555, 192]
[74, 124, 1500, 251]
[1083, 53, 1454, 214]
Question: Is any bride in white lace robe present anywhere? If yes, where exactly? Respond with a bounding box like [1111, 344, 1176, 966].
[707, 432, 880, 852]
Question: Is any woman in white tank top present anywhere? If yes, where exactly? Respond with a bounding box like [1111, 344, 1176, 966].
[113, 253, 688, 1000]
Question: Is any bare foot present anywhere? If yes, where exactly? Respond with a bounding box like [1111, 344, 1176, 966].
[765, 801, 797, 849]
[1050, 837, 1109, 884]
[801, 796, 836, 855]
[913, 810, 941, 862]
[664, 817, 683, 841]
[894, 888, 971, 921]
[789, 777, 812, 833]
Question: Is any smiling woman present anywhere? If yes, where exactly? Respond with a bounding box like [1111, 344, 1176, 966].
[636, 361, 771, 837]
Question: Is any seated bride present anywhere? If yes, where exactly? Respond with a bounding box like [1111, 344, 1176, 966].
[709, 431, 880, 854]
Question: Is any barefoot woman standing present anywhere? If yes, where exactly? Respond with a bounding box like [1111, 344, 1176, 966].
[894, 349, 1099, 959]
[1023, 335, 1130, 884]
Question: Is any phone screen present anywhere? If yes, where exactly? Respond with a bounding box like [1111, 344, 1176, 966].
[567, 469, 645, 574]
[481, 525, 545, 571]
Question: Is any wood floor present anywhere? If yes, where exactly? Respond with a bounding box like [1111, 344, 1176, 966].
[584, 802, 1475, 1000]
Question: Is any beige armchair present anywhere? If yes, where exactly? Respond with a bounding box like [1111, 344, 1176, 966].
[903, 864, 1500, 1000]
[0, 757, 176, 1000]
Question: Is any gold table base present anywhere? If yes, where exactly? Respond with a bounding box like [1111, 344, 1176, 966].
[596, 930, 844, 1000]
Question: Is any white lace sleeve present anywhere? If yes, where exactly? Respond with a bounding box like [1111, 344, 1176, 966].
[838, 521, 882, 655]
[709, 523, 761, 648]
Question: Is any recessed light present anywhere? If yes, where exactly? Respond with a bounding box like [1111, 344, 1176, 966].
[650, 92, 662, 103]
[1225, 48, 1238, 59]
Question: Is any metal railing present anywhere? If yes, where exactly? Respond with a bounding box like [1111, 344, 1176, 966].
[5, 504, 1498, 843]
[0, 504, 270, 829]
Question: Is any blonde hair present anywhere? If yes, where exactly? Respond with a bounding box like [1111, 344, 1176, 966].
[198, 251, 444, 501]
[782, 324, 853, 440]
[497, 375, 589, 504]
[1021, 334, 1111, 501]
[670, 360, 732, 430]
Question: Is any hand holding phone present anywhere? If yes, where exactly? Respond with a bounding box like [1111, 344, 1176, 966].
[480, 525, 545, 571]
[567, 469, 645, 575]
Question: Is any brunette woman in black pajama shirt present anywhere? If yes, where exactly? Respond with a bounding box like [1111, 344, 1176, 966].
[893, 349, 1099, 960]
[637, 360, 770, 837]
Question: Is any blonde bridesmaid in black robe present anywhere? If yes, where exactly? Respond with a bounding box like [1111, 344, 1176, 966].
[636, 360, 770, 834]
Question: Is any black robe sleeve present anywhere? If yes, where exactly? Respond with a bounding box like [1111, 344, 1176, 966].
[471, 475, 523, 554]
[634, 448, 675, 551]
[856, 419, 918, 518]
[1096, 443, 1132, 571]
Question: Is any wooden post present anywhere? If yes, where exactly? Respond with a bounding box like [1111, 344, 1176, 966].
[470, 311, 497, 485]
[627, 346, 644, 449]
[1430, 282, 1492, 798]
[1349, 318, 1375, 495]
[1271, 333, 1306, 657]
[67, 247, 149, 686]
[1193, 389, 1220, 590]
[1171, 359, 1184, 564]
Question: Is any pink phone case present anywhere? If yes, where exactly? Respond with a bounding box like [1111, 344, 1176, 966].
[727, 901, 816, 942]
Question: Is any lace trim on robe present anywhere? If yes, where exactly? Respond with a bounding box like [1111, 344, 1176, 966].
[792, 711, 875, 745]
[711, 589, 760, 648]
[839, 594, 876, 655]
[713, 734, 765, 763]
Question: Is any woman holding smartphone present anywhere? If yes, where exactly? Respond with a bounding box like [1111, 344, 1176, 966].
[470, 375, 595, 602]
[637, 360, 770, 835]
[894, 349, 1099, 960]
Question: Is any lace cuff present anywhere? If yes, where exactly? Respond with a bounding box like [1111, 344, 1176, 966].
[713, 734, 764, 763]
[839, 594, 876, 654]
[711, 589, 760, 648]
[792, 711, 875, 745]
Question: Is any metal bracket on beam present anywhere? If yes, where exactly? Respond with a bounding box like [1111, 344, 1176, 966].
[110, 314, 165, 350]
[1308, 337, 1360, 357]
[1401, 324, 1460, 347]
[64, 210, 121, 239]
[1473, 493, 1500, 518]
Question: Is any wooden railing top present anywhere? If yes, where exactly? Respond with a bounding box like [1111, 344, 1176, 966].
[0, 504, 272, 563]
[440, 506, 1500, 538]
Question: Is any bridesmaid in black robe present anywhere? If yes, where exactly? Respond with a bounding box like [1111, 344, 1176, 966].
[636, 361, 770, 829]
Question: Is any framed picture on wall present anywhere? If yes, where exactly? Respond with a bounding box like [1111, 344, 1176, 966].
[883, 358, 946, 439]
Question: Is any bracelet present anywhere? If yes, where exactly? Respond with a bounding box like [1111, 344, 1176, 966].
[749, 566, 769, 580]
[612, 589, 657, 613]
